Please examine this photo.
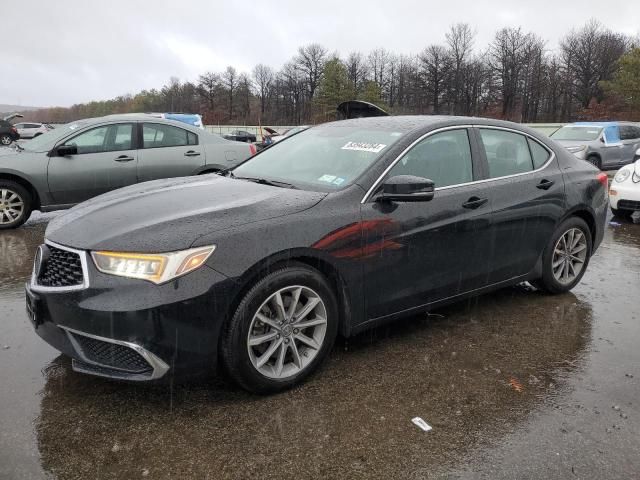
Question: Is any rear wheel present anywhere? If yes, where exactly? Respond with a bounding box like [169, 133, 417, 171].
[0, 181, 32, 229]
[532, 217, 592, 294]
[221, 264, 338, 394]
[0, 134, 12, 146]
[587, 154, 602, 170]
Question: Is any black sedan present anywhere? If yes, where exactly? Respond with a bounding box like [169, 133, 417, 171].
[26, 116, 608, 393]
[223, 129, 257, 143]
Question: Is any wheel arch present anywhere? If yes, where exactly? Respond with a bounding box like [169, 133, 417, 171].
[559, 206, 597, 244]
[0, 172, 41, 210]
[225, 249, 354, 339]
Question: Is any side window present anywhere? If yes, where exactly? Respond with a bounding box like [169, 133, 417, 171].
[527, 138, 551, 169]
[143, 124, 191, 148]
[479, 129, 534, 178]
[187, 131, 198, 145]
[604, 125, 621, 144]
[619, 126, 632, 141]
[387, 129, 473, 188]
[64, 124, 133, 154]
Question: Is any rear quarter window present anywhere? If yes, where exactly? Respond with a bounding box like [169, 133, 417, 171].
[527, 138, 551, 169]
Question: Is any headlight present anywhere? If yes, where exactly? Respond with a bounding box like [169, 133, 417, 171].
[566, 145, 587, 154]
[91, 246, 215, 284]
[614, 169, 631, 183]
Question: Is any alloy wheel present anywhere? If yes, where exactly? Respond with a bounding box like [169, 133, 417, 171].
[247, 285, 328, 379]
[0, 136, 11, 146]
[0, 189, 25, 225]
[551, 228, 588, 285]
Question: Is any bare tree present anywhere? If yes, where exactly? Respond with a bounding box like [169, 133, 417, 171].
[345, 51, 368, 94]
[252, 64, 274, 117]
[419, 45, 449, 113]
[222, 66, 237, 120]
[197, 72, 221, 114]
[296, 43, 328, 102]
[446, 23, 475, 114]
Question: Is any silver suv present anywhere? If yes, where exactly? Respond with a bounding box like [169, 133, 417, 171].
[550, 122, 640, 170]
[13, 122, 51, 139]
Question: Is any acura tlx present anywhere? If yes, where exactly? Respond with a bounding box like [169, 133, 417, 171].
[26, 116, 607, 394]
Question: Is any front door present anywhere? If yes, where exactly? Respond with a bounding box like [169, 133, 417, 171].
[47, 123, 138, 205]
[361, 128, 494, 320]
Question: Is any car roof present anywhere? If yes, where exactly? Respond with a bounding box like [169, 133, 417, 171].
[75, 114, 202, 130]
[319, 115, 536, 134]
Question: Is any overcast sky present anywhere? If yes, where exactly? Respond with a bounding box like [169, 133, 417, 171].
[2, 0, 639, 107]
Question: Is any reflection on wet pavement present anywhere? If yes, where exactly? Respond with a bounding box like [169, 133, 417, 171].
[1, 212, 639, 479]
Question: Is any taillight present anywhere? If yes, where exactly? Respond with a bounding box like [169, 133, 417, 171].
[249, 144, 257, 156]
[597, 172, 608, 189]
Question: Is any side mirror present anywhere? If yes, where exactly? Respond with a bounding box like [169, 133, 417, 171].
[377, 175, 435, 202]
[56, 144, 77, 156]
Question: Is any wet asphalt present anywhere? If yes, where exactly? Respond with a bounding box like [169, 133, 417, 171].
[0, 211, 639, 480]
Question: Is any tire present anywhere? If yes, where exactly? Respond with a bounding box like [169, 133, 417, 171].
[34, 132, 42, 137]
[0, 134, 12, 146]
[0, 181, 32, 229]
[586, 154, 602, 170]
[533, 217, 592, 294]
[221, 263, 339, 394]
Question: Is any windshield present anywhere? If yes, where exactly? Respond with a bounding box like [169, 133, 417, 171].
[551, 126, 602, 141]
[22, 120, 89, 152]
[232, 125, 406, 191]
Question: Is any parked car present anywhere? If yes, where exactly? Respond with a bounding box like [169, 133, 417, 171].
[550, 121, 640, 170]
[13, 122, 51, 139]
[26, 116, 608, 393]
[0, 115, 255, 228]
[0, 119, 20, 146]
[272, 125, 310, 143]
[224, 130, 257, 143]
[609, 158, 640, 216]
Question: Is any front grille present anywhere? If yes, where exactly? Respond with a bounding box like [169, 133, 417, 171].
[38, 245, 84, 288]
[618, 199, 640, 211]
[71, 334, 152, 373]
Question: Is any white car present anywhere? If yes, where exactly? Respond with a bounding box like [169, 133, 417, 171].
[14, 122, 51, 139]
[610, 155, 640, 216]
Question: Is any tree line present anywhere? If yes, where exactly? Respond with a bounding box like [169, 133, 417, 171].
[21, 20, 640, 126]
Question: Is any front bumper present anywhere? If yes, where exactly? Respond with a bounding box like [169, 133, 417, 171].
[610, 182, 640, 210]
[26, 244, 237, 382]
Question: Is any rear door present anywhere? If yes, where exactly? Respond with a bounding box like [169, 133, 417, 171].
[136, 122, 205, 182]
[476, 127, 565, 283]
[47, 123, 138, 204]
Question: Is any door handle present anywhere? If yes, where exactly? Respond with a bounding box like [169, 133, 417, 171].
[536, 179, 555, 190]
[184, 150, 201, 157]
[462, 196, 488, 209]
[114, 155, 134, 162]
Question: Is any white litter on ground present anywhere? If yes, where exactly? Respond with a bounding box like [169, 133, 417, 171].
[411, 417, 433, 432]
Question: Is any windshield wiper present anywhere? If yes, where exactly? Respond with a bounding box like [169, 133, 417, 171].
[235, 176, 298, 189]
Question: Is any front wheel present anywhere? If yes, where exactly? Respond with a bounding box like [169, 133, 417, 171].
[0, 134, 12, 146]
[532, 217, 592, 294]
[586, 154, 602, 170]
[221, 264, 338, 394]
[0, 181, 32, 229]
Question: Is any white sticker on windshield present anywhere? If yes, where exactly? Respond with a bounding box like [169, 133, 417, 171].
[333, 177, 345, 186]
[318, 174, 337, 183]
[341, 141, 387, 153]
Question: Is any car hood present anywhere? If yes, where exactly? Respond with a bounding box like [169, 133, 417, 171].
[46, 175, 326, 252]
